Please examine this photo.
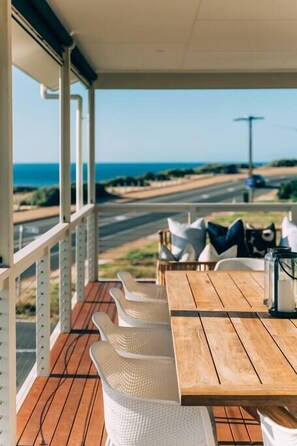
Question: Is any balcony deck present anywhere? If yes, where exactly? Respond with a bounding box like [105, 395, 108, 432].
[17, 281, 263, 446]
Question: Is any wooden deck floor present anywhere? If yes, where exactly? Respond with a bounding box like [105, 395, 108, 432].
[17, 281, 263, 446]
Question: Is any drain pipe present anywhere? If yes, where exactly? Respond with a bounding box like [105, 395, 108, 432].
[40, 84, 83, 211]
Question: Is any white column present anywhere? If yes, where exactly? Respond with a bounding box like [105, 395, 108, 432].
[36, 251, 50, 376]
[0, 1, 16, 444]
[75, 95, 83, 211]
[88, 87, 95, 206]
[87, 87, 98, 281]
[75, 95, 85, 300]
[59, 47, 72, 332]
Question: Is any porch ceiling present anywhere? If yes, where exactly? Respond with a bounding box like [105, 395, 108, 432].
[45, 0, 297, 88]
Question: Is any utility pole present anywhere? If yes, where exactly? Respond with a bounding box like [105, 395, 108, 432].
[234, 115, 264, 176]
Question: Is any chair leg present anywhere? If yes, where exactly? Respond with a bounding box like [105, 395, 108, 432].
[105, 436, 115, 446]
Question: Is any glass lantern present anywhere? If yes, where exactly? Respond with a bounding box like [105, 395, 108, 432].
[264, 249, 297, 318]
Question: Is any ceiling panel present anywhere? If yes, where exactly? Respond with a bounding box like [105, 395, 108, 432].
[183, 51, 297, 71]
[42, 0, 297, 75]
[48, 0, 200, 44]
[198, 0, 297, 20]
[189, 21, 297, 52]
[89, 43, 185, 72]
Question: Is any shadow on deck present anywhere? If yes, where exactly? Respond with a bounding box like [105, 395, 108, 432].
[17, 281, 263, 446]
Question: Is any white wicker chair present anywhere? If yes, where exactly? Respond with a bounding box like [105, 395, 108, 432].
[90, 341, 217, 446]
[117, 271, 167, 302]
[109, 287, 170, 328]
[214, 257, 265, 271]
[258, 411, 297, 446]
[92, 312, 174, 358]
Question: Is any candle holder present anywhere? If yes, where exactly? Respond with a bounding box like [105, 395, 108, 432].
[264, 250, 297, 318]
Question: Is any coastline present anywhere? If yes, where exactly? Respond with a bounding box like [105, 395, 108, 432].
[13, 166, 297, 224]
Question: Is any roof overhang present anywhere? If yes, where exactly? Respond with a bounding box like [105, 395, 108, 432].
[11, 0, 297, 90]
[94, 72, 297, 90]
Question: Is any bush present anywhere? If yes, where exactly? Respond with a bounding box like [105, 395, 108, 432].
[31, 187, 59, 206]
[278, 180, 297, 201]
[194, 163, 239, 174]
[13, 186, 37, 193]
[30, 183, 112, 206]
[269, 159, 297, 167]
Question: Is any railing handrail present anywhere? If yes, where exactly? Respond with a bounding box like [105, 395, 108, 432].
[98, 201, 297, 213]
[0, 268, 9, 291]
[14, 204, 95, 277]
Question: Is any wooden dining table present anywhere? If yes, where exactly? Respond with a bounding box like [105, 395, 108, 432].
[165, 270, 297, 412]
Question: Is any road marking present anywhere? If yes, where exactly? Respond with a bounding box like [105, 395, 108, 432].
[17, 349, 35, 353]
[201, 194, 209, 199]
[115, 215, 128, 221]
[227, 187, 235, 192]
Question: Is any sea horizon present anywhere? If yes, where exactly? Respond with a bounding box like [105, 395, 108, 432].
[13, 161, 266, 187]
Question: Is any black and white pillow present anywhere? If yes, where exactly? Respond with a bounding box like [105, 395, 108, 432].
[207, 219, 249, 257]
[246, 223, 276, 258]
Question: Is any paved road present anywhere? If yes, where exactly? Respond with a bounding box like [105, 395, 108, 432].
[14, 174, 295, 256]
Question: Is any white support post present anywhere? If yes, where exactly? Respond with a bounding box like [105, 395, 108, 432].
[76, 222, 85, 301]
[87, 214, 98, 282]
[0, 1, 16, 444]
[75, 96, 83, 211]
[75, 95, 85, 299]
[59, 235, 71, 332]
[36, 251, 50, 376]
[59, 47, 72, 332]
[289, 204, 297, 225]
[87, 86, 98, 281]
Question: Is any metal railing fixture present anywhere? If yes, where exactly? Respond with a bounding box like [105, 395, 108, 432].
[98, 201, 297, 220]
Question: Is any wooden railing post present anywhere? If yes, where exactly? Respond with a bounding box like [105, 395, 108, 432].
[36, 250, 50, 376]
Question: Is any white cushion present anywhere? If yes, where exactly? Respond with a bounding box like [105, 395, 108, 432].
[179, 243, 196, 261]
[281, 216, 297, 251]
[159, 245, 176, 261]
[198, 243, 237, 262]
[168, 217, 206, 259]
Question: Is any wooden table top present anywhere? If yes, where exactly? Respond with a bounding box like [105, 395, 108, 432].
[166, 270, 297, 407]
[166, 270, 267, 315]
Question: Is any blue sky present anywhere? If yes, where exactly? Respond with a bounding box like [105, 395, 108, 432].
[13, 66, 297, 164]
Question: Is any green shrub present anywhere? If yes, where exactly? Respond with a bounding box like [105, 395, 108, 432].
[13, 186, 37, 193]
[278, 180, 297, 201]
[269, 159, 297, 167]
[30, 183, 112, 206]
[194, 163, 239, 174]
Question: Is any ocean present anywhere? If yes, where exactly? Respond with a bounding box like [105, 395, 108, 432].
[13, 162, 206, 187]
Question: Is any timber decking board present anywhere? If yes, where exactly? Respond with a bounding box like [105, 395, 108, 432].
[172, 313, 297, 406]
[166, 270, 267, 314]
[17, 281, 263, 446]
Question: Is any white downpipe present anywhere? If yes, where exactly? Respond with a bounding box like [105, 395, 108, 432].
[87, 87, 98, 282]
[40, 85, 83, 211]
